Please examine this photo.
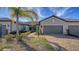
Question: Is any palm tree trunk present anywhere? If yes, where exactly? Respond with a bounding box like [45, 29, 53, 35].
[16, 7, 20, 36]
[16, 18, 19, 36]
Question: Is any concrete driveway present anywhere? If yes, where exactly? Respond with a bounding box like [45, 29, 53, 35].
[45, 34, 79, 51]
[28, 33, 79, 51]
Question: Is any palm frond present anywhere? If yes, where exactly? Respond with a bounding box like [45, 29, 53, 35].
[24, 10, 38, 21]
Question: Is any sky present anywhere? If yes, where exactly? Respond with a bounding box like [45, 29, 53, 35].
[0, 7, 79, 22]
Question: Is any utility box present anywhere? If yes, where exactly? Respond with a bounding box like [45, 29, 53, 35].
[0, 24, 7, 37]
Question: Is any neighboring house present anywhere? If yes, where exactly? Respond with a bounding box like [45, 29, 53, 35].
[20, 22, 37, 32]
[0, 18, 11, 34]
[39, 15, 79, 36]
[18, 23, 31, 31]
[0, 18, 30, 36]
[0, 18, 12, 37]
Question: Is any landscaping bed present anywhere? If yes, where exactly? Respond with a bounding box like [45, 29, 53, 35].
[26, 37, 55, 51]
[0, 32, 62, 51]
[0, 32, 31, 51]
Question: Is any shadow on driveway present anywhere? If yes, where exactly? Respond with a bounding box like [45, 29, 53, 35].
[45, 34, 79, 40]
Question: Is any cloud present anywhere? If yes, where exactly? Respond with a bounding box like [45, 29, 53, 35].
[49, 7, 71, 17]
[22, 7, 72, 20]
[34, 8, 45, 19]
[22, 7, 45, 19]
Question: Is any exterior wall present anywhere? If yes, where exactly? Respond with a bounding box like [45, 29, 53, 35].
[0, 20, 32, 34]
[68, 25, 79, 36]
[11, 24, 30, 32]
[0, 21, 11, 33]
[40, 17, 79, 35]
[63, 23, 68, 34]
[40, 17, 66, 34]
[19, 25, 30, 31]
[62, 22, 79, 34]
[41, 17, 66, 25]
[11, 24, 16, 31]
[0, 24, 7, 37]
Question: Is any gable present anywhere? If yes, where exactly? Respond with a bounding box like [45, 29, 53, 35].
[40, 16, 66, 25]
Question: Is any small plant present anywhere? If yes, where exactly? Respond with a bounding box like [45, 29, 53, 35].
[4, 34, 15, 42]
[10, 31, 16, 34]
[16, 32, 31, 40]
[16, 35, 22, 41]
[20, 32, 31, 38]
[0, 45, 14, 51]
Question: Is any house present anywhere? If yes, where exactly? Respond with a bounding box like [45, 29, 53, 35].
[0, 18, 12, 37]
[0, 18, 30, 36]
[0, 18, 11, 34]
[19, 22, 38, 32]
[39, 15, 79, 36]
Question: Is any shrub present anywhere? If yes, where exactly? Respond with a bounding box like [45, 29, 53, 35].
[10, 31, 16, 34]
[16, 32, 31, 40]
[19, 30, 27, 34]
[4, 34, 15, 42]
[10, 31, 28, 34]
[20, 32, 31, 37]
[0, 45, 14, 51]
[16, 35, 22, 41]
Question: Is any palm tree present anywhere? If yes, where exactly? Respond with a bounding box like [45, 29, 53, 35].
[24, 10, 38, 32]
[10, 7, 37, 36]
[24, 10, 39, 36]
[21, 9, 39, 36]
[10, 7, 38, 36]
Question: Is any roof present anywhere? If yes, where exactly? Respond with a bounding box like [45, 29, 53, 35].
[40, 15, 79, 22]
[63, 18, 79, 22]
[0, 18, 11, 22]
[0, 18, 37, 26]
[18, 22, 38, 26]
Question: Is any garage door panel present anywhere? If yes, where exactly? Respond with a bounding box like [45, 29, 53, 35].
[68, 26, 79, 36]
[43, 25, 63, 35]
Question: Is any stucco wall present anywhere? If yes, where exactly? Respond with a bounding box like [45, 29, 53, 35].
[41, 17, 66, 25]
[40, 17, 79, 34]
[0, 21, 11, 33]
[40, 17, 66, 34]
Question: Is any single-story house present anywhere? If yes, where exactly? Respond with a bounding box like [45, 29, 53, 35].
[39, 15, 79, 36]
[0, 18, 12, 37]
[1, 15, 79, 36]
[19, 22, 38, 32]
[0, 18, 31, 36]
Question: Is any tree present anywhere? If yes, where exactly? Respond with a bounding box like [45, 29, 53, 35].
[23, 9, 39, 36]
[10, 7, 37, 36]
[25, 10, 38, 33]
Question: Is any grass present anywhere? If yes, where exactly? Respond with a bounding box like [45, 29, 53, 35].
[27, 37, 55, 50]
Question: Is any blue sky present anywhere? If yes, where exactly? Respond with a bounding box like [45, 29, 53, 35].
[0, 7, 79, 22]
